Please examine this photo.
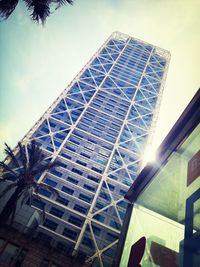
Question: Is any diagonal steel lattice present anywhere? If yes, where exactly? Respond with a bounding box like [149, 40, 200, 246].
[7, 32, 170, 266]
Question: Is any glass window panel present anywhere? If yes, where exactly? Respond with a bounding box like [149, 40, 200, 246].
[43, 219, 58, 231]
[120, 123, 200, 267]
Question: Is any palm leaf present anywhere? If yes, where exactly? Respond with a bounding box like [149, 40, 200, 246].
[53, 0, 73, 10]
[33, 193, 46, 222]
[37, 182, 59, 197]
[4, 143, 20, 169]
[28, 141, 45, 171]
[18, 142, 28, 173]
[0, 141, 60, 225]
[28, 141, 40, 168]
[54, 0, 73, 5]
[32, 181, 37, 190]
[20, 187, 32, 206]
[0, 0, 19, 20]
[0, 161, 18, 177]
[24, 0, 51, 24]
[9, 200, 17, 225]
[0, 182, 17, 199]
[32, 160, 60, 177]
[0, 171, 17, 181]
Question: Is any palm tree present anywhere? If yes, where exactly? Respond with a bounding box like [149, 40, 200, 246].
[0, 0, 73, 24]
[0, 141, 59, 225]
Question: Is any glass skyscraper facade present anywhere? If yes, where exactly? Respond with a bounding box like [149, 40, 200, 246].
[21, 32, 170, 266]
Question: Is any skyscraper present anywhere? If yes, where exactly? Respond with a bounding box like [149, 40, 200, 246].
[21, 32, 170, 266]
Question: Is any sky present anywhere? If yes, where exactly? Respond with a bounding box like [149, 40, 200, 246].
[0, 0, 200, 160]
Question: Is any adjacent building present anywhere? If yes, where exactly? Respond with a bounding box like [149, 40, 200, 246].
[9, 32, 170, 266]
[116, 88, 200, 267]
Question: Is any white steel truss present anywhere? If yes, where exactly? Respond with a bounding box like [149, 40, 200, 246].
[8, 32, 170, 267]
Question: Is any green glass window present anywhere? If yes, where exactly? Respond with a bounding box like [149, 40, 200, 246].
[120, 123, 200, 267]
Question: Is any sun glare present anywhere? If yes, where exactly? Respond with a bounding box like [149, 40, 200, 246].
[141, 144, 158, 168]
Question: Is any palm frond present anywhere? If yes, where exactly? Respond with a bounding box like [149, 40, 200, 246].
[32, 181, 37, 190]
[0, 0, 19, 20]
[31, 164, 50, 177]
[4, 143, 20, 169]
[0, 171, 17, 181]
[18, 142, 28, 173]
[0, 141, 59, 225]
[33, 193, 46, 222]
[0, 182, 17, 199]
[29, 187, 32, 206]
[9, 201, 17, 225]
[0, 176, 7, 181]
[0, 162, 18, 177]
[24, 0, 51, 24]
[54, 0, 73, 5]
[20, 187, 31, 206]
[34, 184, 39, 194]
[32, 160, 60, 177]
[53, 0, 73, 10]
[28, 141, 45, 170]
[37, 182, 59, 197]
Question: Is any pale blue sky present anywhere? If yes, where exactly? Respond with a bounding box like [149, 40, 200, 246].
[0, 0, 200, 159]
